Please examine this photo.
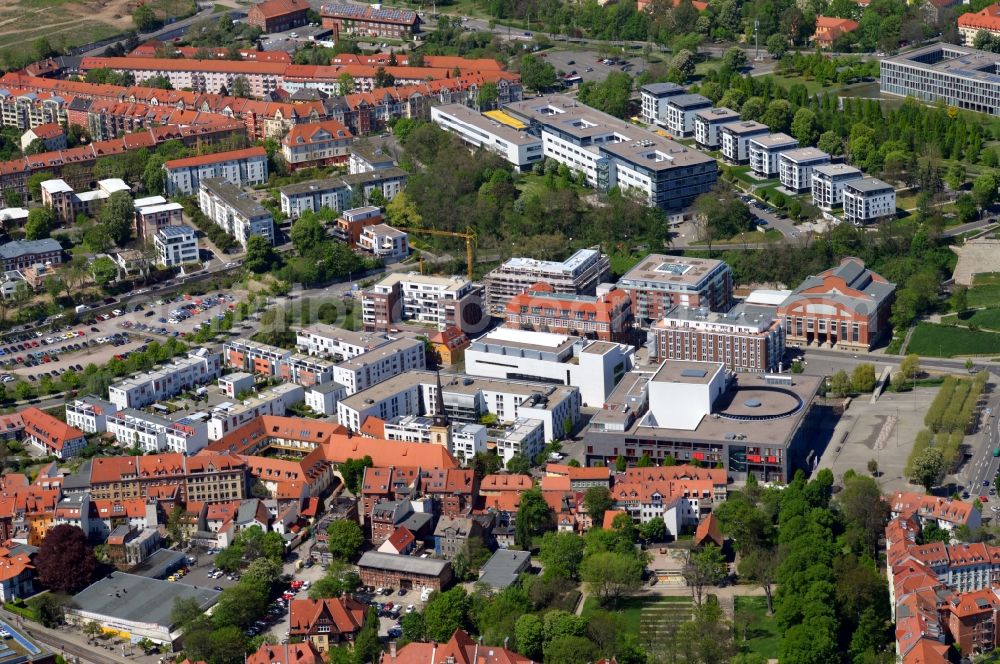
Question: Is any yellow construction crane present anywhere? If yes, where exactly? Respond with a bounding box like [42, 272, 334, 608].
[406, 226, 477, 281]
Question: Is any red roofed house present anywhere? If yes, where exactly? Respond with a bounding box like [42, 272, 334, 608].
[379, 526, 416, 555]
[503, 282, 634, 343]
[890, 491, 981, 533]
[945, 587, 1000, 655]
[812, 16, 860, 48]
[247, 0, 311, 33]
[479, 474, 533, 497]
[381, 628, 533, 664]
[289, 597, 367, 652]
[247, 642, 322, 664]
[19, 407, 86, 459]
[694, 513, 724, 547]
[20, 123, 65, 152]
[959, 3, 1000, 45]
[544, 463, 611, 490]
[280, 120, 353, 171]
[0, 545, 35, 602]
[638, 0, 707, 13]
[428, 326, 470, 366]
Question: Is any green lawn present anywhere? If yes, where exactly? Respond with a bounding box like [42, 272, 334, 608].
[734, 596, 781, 660]
[967, 279, 1000, 309]
[906, 322, 1000, 357]
[581, 595, 693, 639]
[942, 308, 1000, 331]
[767, 73, 831, 96]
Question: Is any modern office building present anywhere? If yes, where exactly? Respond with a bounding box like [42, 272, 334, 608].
[483, 248, 610, 312]
[361, 273, 484, 333]
[650, 304, 785, 373]
[503, 95, 717, 211]
[778, 148, 830, 193]
[155, 225, 199, 267]
[748, 133, 798, 178]
[198, 178, 274, 248]
[842, 177, 896, 224]
[464, 327, 633, 406]
[810, 164, 863, 210]
[639, 82, 685, 125]
[618, 255, 734, 323]
[720, 121, 769, 164]
[880, 43, 1000, 115]
[693, 107, 740, 149]
[663, 94, 713, 138]
[503, 282, 634, 343]
[777, 257, 895, 350]
[163, 147, 268, 196]
[431, 104, 543, 170]
[278, 168, 407, 219]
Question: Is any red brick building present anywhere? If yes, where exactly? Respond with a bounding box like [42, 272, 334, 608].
[320, 3, 422, 39]
[247, 0, 311, 33]
[503, 282, 633, 343]
[288, 597, 366, 652]
[777, 257, 895, 351]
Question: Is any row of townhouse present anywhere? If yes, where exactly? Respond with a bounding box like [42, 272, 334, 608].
[79, 452, 247, 504]
[278, 168, 407, 219]
[207, 383, 305, 440]
[0, 88, 67, 129]
[224, 338, 338, 388]
[67, 396, 209, 455]
[108, 349, 222, 410]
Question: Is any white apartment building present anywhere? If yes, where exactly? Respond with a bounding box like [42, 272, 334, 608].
[108, 349, 222, 410]
[810, 164, 863, 210]
[219, 372, 255, 399]
[843, 177, 896, 225]
[81, 57, 284, 97]
[64, 397, 119, 434]
[295, 325, 390, 360]
[431, 104, 543, 171]
[777, 147, 830, 193]
[305, 382, 348, 417]
[332, 337, 426, 395]
[464, 328, 634, 406]
[664, 94, 713, 138]
[349, 145, 395, 175]
[483, 248, 611, 312]
[280, 120, 353, 170]
[639, 82, 685, 125]
[362, 272, 484, 333]
[278, 168, 408, 219]
[693, 107, 740, 149]
[720, 121, 770, 164]
[380, 414, 489, 462]
[749, 133, 799, 178]
[452, 423, 489, 462]
[224, 338, 336, 386]
[503, 95, 717, 211]
[163, 147, 268, 196]
[489, 417, 546, 466]
[358, 224, 409, 262]
[207, 383, 304, 440]
[154, 225, 199, 267]
[336, 370, 581, 445]
[106, 409, 209, 455]
[198, 178, 274, 248]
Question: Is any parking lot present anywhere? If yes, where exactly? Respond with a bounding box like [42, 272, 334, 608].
[174, 551, 241, 593]
[540, 47, 647, 84]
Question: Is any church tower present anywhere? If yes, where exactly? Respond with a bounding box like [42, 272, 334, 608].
[429, 371, 451, 450]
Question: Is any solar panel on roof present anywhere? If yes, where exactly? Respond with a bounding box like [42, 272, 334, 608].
[681, 369, 707, 378]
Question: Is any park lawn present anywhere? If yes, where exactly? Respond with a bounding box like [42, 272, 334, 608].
[735, 596, 782, 660]
[515, 172, 584, 199]
[942, 308, 1000, 331]
[767, 73, 830, 96]
[906, 322, 1000, 357]
[609, 251, 644, 278]
[967, 283, 1000, 309]
[581, 595, 692, 636]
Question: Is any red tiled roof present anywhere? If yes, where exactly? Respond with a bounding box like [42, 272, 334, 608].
[381, 629, 532, 664]
[282, 119, 352, 146]
[249, 0, 310, 19]
[289, 597, 366, 636]
[163, 146, 266, 170]
[384, 526, 415, 552]
[19, 407, 85, 452]
[959, 3, 1000, 32]
[27, 123, 63, 140]
[480, 474, 532, 492]
[694, 513, 723, 547]
[247, 642, 322, 664]
[544, 463, 610, 481]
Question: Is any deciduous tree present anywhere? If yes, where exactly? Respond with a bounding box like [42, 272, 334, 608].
[35, 525, 96, 594]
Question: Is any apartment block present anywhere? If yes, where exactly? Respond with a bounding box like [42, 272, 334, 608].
[639, 82, 685, 125]
[358, 224, 409, 262]
[224, 338, 336, 387]
[333, 206, 382, 246]
[20, 406, 87, 459]
[0, 88, 67, 130]
[305, 382, 348, 417]
[362, 273, 484, 333]
[20, 123, 65, 152]
[748, 133, 798, 178]
[108, 349, 222, 410]
[503, 282, 633, 343]
[280, 120, 353, 171]
[483, 248, 610, 312]
[106, 409, 209, 455]
[207, 383, 304, 440]
[503, 95, 717, 211]
[65, 396, 119, 434]
[881, 43, 1000, 115]
[693, 107, 740, 149]
[198, 178, 274, 248]
[40, 178, 131, 224]
[278, 168, 407, 219]
[843, 177, 896, 225]
[618, 255, 734, 323]
[810, 164, 862, 210]
[332, 337, 426, 395]
[720, 121, 770, 164]
[134, 196, 184, 242]
[295, 325, 390, 360]
[777, 148, 830, 193]
[164, 147, 268, 196]
[958, 4, 1000, 45]
[80, 57, 285, 98]
[0, 239, 62, 271]
[650, 304, 785, 373]
[430, 104, 543, 170]
[664, 94, 712, 138]
[349, 145, 395, 175]
[155, 225, 199, 267]
[320, 3, 422, 39]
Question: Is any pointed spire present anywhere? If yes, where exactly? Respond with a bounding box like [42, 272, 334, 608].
[433, 370, 449, 427]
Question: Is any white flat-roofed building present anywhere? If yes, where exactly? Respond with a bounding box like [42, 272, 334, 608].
[223, 338, 336, 387]
[219, 372, 255, 399]
[198, 178, 274, 248]
[693, 108, 740, 149]
[489, 417, 546, 465]
[278, 168, 408, 219]
[207, 383, 304, 440]
[41, 178, 132, 224]
[305, 381, 348, 416]
[811, 164, 863, 210]
[379, 414, 489, 462]
[163, 147, 268, 196]
[358, 223, 409, 262]
[431, 104, 543, 170]
[503, 95, 717, 211]
[65, 396, 119, 434]
[155, 225, 199, 267]
[336, 370, 580, 445]
[362, 272, 484, 333]
[618, 254, 734, 321]
[749, 133, 798, 178]
[843, 177, 896, 225]
[296, 325, 390, 359]
[332, 336, 426, 395]
[107, 408, 209, 455]
[0, 208, 29, 226]
[483, 248, 611, 312]
[881, 43, 1000, 116]
[664, 94, 713, 138]
[349, 144, 395, 174]
[452, 422, 488, 461]
[108, 349, 222, 410]
[464, 327, 634, 406]
[778, 147, 830, 193]
[720, 121, 770, 164]
[640, 82, 685, 125]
